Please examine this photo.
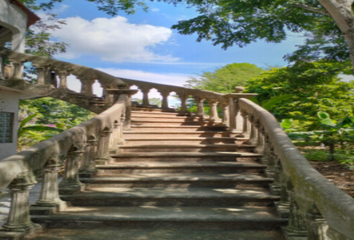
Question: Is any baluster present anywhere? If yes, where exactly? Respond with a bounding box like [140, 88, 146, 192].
[140, 87, 151, 106]
[109, 120, 120, 152]
[59, 142, 85, 194]
[55, 69, 71, 89]
[254, 122, 264, 152]
[194, 96, 205, 117]
[78, 75, 95, 95]
[95, 127, 112, 164]
[178, 92, 189, 114]
[9, 58, 26, 79]
[1, 171, 38, 232]
[119, 114, 125, 144]
[228, 97, 237, 131]
[0, 54, 4, 79]
[159, 89, 170, 109]
[33, 64, 45, 84]
[283, 189, 308, 238]
[32, 156, 64, 210]
[208, 100, 219, 121]
[246, 115, 257, 145]
[220, 103, 229, 125]
[79, 135, 98, 177]
[306, 205, 329, 240]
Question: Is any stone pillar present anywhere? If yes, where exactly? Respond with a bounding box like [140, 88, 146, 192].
[79, 135, 98, 177]
[119, 114, 125, 145]
[228, 97, 237, 131]
[0, 54, 4, 79]
[109, 120, 120, 152]
[33, 156, 63, 207]
[194, 96, 205, 117]
[240, 111, 249, 138]
[159, 90, 170, 109]
[221, 103, 229, 125]
[307, 206, 329, 240]
[283, 191, 308, 239]
[59, 142, 85, 194]
[140, 87, 150, 106]
[124, 94, 132, 130]
[208, 100, 219, 121]
[1, 172, 37, 232]
[78, 76, 95, 95]
[44, 65, 53, 85]
[34, 65, 45, 85]
[246, 116, 258, 145]
[178, 93, 189, 114]
[9, 59, 25, 79]
[95, 128, 112, 165]
[56, 70, 70, 89]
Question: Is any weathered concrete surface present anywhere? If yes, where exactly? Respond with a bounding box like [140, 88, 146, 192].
[24, 228, 284, 240]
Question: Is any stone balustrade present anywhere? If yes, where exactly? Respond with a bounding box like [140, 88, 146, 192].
[0, 94, 127, 237]
[237, 98, 354, 240]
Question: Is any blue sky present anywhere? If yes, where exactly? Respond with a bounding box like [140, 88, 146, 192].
[42, 0, 306, 97]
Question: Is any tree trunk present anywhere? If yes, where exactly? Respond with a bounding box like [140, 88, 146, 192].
[318, 0, 354, 70]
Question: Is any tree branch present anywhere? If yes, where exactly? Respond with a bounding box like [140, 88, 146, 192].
[292, 3, 331, 16]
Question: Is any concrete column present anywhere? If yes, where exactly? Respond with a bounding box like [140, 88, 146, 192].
[34, 157, 62, 207]
[80, 135, 98, 177]
[240, 111, 249, 138]
[228, 97, 236, 130]
[179, 93, 189, 114]
[0, 54, 4, 79]
[95, 128, 112, 164]
[247, 119, 257, 145]
[140, 87, 150, 106]
[78, 76, 95, 95]
[208, 100, 219, 121]
[159, 90, 170, 109]
[11, 30, 25, 53]
[194, 96, 205, 117]
[2, 172, 37, 232]
[124, 94, 132, 130]
[109, 120, 120, 152]
[221, 104, 229, 125]
[9, 59, 24, 79]
[59, 143, 85, 194]
[119, 115, 125, 145]
[56, 70, 70, 89]
[34, 66, 45, 85]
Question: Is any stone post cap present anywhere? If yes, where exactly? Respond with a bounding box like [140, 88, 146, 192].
[234, 86, 245, 93]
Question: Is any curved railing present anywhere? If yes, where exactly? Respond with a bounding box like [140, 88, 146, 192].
[237, 98, 354, 239]
[0, 93, 127, 233]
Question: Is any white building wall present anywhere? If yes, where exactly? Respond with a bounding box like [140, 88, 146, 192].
[0, 88, 20, 160]
[0, 0, 28, 52]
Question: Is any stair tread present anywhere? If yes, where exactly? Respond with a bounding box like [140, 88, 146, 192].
[97, 161, 266, 168]
[110, 152, 262, 157]
[123, 131, 234, 133]
[119, 144, 255, 148]
[32, 206, 284, 221]
[124, 137, 239, 140]
[23, 228, 284, 240]
[82, 172, 271, 181]
[131, 125, 229, 128]
[62, 187, 278, 199]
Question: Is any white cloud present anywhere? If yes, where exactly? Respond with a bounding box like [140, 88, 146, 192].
[50, 16, 177, 62]
[151, 8, 160, 12]
[96, 68, 191, 87]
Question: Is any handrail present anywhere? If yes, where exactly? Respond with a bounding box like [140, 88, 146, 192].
[238, 98, 354, 239]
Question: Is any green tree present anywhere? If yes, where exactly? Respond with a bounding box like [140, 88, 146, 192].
[185, 63, 264, 93]
[247, 60, 354, 125]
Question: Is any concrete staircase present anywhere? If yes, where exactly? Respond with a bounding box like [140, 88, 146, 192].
[27, 108, 287, 239]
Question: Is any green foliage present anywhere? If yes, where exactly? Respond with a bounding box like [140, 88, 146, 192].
[246, 60, 354, 123]
[18, 97, 95, 150]
[132, 98, 162, 106]
[185, 63, 263, 93]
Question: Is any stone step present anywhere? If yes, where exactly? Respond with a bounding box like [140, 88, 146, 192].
[118, 144, 256, 153]
[110, 152, 262, 162]
[131, 120, 223, 126]
[123, 130, 236, 138]
[61, 187, 279, 207]
[132, 107, 177, 113]
[124, 137, 238, 145]
[23, 228, 285, 240]
[130, 125, 229, 131]
[96, 161, 266, 174]
[132, 115, 203, 120]
[31, 206, 286, 231]
[81, 172, 273, 188]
